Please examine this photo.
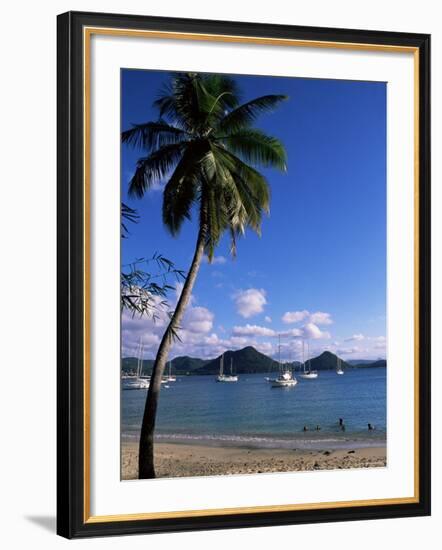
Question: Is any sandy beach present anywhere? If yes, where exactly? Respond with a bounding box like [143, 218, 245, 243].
[122, 441, 386, 480]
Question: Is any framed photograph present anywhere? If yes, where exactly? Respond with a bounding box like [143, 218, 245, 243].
[57, 11, 431, 538]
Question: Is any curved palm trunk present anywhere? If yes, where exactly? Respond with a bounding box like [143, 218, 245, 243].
[138, 223, 208, 479]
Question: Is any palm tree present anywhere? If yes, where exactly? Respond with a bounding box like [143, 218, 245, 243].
[122, 72, 288, 478]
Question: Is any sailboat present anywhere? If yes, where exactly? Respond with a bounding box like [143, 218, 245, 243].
[165, 360, 177, 382]
[299, 341, 318, 379]
[123, 339, 149, 390]
[269, 335, 297, 387]
[336, 356, 344, 375]
[216, 353, 238, 382]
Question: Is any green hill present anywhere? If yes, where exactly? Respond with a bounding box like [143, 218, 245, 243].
[301, 351, 352, 371]
[121, 355, 208, 376]
[352, 359, 387, 369]
[122, 348, 385, 376]
[168, 356, 209, 374]
[195, 346, 279, 375]
[121, 357, 153, 376]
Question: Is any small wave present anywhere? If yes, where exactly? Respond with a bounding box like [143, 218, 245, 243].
[148, 432, 385, 450]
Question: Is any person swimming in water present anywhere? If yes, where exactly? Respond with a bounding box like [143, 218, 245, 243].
[339, 418, 344, 426]
[368, 423, 374, 431]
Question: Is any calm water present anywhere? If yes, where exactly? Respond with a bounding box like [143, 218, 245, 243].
[121, 368, 386, 450]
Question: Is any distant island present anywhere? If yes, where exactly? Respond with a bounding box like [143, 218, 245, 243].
[122, 346, 386, 376]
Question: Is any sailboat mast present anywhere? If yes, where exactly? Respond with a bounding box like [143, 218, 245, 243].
[337, 355, 341, 371]
[220, 353, 224, 376]
[136, 339, 141, 377]
[138, 341, 144, 378]
[278, 334, 281, 372]
[303, 340, 307, 373]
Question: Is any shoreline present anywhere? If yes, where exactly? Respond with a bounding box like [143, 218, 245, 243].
[122, 440, 386, 480]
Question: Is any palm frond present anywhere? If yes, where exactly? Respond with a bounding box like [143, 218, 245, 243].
[201, 74, 240, 110]
[162, 145, 204, 234]
[170, 74, 209, 132]
[121, 202, 139, 238]
[199, 150, 236, 258]
[213, 145, 271, 215]
[153, 73, 240, 134]
[128, 142, 188, 198]
[218, 94, 288, 134]
[122, 121, 189, 150]
[218, 128, 287, 170]
[201, 146, 269, 256]
[126, 72, 288, 261]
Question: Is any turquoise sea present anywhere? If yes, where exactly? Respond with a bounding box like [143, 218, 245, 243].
[121, 367, 386, 450]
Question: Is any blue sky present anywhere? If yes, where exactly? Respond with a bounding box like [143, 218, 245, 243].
[121, 69, 386, 361]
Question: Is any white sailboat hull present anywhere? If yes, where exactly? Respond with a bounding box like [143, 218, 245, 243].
[122, 377, 149, 390]
[216, 353, 238, 382]
[270, 378, 297, 387]
[268, 360, 297, 387]
[216, 375, 238, 382]
[299, 372, 318, 379]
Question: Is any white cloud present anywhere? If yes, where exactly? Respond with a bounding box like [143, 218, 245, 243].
[279, 322, 330, 340]
[282, 310, 309, 324]
[282, 310, 333, 326]
[274, 339, 305, 361]
[365, 336, 387, 351]
[302, 322, 331, 340]
[203, 255, 227, 265]
[280, 328, 303, 338]
[232, 324, 276, 337]
[170, 331, 272, 360]
[309, 311, 333, 325]
[372, 337, 387, 350]
[337, 346, 361, 355]
[122, 325, 161, 357]
[345, 333, 365, 342]
[254, 341, 274, 355]
[122, 285, 216, 357]
[233, 288, 267, 318]
[373, 343, 387, 350]
[122, 308, 165, 358]
[122, 284, 339, 361]
[183, 306, 214, 334]
[328, 335, 387, 360]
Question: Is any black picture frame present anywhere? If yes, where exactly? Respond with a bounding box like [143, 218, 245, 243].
[57, 10, 431, 539]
